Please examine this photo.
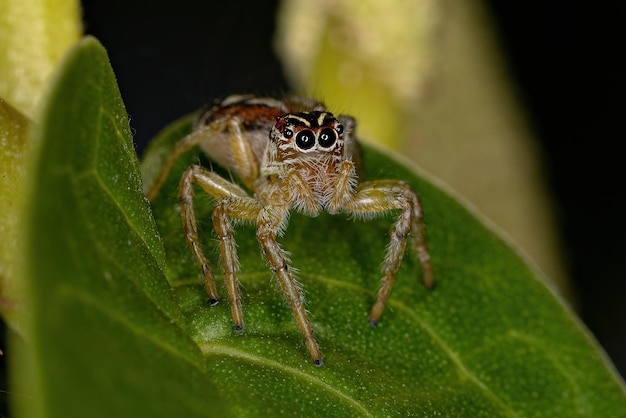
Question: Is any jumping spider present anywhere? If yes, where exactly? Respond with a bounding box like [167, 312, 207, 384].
[146, 95, 433, 366]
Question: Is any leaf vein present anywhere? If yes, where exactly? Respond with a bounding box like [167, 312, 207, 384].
[200, 343, 374, 417]
[306, 273, 520, 417]
[61, 284, 203, 371]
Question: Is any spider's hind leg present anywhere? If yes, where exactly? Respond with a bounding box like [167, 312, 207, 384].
[146, 119, 228, 201]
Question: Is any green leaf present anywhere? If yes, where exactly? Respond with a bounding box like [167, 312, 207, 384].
[12, 36, 626, 417]
[144, 116, 626, 416]
[0, 100, 30, 331]
[12, 37, 225, 417]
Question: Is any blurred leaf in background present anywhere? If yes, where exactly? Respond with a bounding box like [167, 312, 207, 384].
[275, 0, 570, 299]
[0, 0, 82, 118]
[275, 0, 439, 149]
[0, 0, 81, 331]
[0, 100, 30, 333]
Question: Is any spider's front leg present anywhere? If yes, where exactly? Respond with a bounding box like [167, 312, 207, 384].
[179, 165, 260, 330]
[344, 180, 433, 326]
[256, 204, 323, 366]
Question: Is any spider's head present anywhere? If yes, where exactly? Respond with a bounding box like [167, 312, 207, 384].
[269, 111, 346, 158]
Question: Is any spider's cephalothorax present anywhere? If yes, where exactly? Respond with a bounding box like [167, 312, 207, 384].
[262, 111, 355, 214]
[146, 95, 433, 366]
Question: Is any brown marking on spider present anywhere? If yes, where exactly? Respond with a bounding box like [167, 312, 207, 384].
[146, 95, 433, 366]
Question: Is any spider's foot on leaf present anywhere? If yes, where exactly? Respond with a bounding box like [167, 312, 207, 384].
[420, 262, 435, 289]
[313, 358, 323, 367]
[234, 325, 243, 333]
[208, 298, 219, 306]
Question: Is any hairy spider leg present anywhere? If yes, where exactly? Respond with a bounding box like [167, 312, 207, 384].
[225, 118, 260, 190]
[179, 165, 259, 329]
[147, 119, 228, 201]
[147, 115, 261, 201]
[328, 160, 358, 213]
[180, 163, 323, 364]
[256, 204, 323, 366]
[344, 180, 433, 326]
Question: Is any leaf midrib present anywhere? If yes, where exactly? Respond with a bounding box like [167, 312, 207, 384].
[199, 343, 374, 417]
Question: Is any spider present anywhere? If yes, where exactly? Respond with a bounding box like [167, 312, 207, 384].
[146, 94, 433, 366]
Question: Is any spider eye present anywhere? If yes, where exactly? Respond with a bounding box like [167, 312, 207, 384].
[336, 124, 344, 135]
[318, 128, 337, 148]
[295, 130, 315, 150]
[284, 128, 293, 139]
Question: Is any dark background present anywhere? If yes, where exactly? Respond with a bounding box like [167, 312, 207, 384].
[486, 2, 625, 378]
[1, 1, 623, 411]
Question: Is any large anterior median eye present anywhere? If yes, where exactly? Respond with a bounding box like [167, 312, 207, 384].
[318, 128, 337, 148]
[296, 130, 316, 150]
